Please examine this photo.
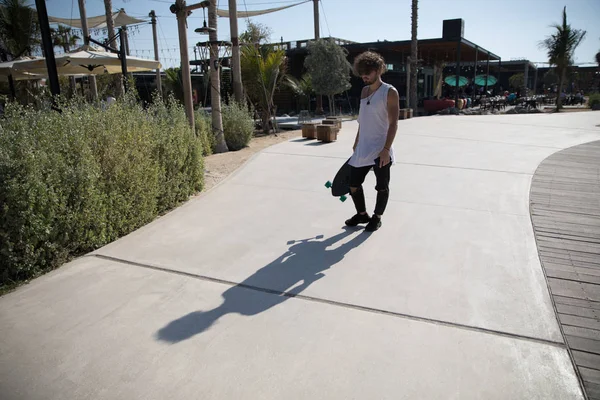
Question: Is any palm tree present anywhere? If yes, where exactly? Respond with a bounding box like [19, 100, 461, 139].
[164, 67, 184, 102]
[240, 44, 292, 134]
[540, 6, 586, 111]
[409, 0, 418, 111]
[50, 25, 80, 53]
[0, 0, 40, 61]
[287, 74, 314, 112]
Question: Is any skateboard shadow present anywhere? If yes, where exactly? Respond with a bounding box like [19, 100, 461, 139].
[155, 227, 369, 343]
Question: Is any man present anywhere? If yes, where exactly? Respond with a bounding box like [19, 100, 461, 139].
[345, 51, 399, 232]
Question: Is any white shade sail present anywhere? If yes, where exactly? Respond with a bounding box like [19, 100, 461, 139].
[48, 9, 146, 29]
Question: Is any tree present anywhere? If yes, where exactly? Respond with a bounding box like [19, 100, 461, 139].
[241, 44, 291, 134]
[164, 67, 183, 102]
[409, 0, 418, 111]
[542, 69, 559, 88]
[596, 50, 600, 67]
[239, 21, 272, 46]
[539, 6, 586, 111]
[0, 0, 40, 61]
[508, 73, 524, 90]
[304, 39, 352, 115]
[50, 25, 80, 53]
[287, 74, 314, 111]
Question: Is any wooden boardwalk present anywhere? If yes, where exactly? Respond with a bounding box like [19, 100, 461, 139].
[531, 140, 600, 400]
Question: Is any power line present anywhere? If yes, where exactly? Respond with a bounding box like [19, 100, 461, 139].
[320, 0, 331, 37]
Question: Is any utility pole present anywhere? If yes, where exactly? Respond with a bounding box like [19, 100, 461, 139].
[228, 0, 243, 103]
[171, 0, 228, 153]
[208, 0, 228, 152]
[172, 0, 195, 130]
[149, 10, 162, 97]
[313, 0, 322, 114]
[78, 0, 98, 101]
[104, 0, 123, 96]
[35, 0, 60, 102]
[121, 26, 130, 56]
[313, 0, 319, 40]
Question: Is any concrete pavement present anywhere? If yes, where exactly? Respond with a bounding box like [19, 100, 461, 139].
[1, 112, 600, 399]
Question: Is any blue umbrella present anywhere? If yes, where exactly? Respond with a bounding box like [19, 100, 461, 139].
[444, 75, 469, 87]
[474, 74, 497, 86]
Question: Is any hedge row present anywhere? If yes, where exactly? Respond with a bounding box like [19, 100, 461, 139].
[0, 94, 204, 290]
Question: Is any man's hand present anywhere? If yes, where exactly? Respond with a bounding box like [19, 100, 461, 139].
[378, 148, 391, 168]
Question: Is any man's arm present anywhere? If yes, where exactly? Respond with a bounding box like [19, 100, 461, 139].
[378, 87, 399, 167]
[353, 86, 369, 151]
[383, 87, 399, 150]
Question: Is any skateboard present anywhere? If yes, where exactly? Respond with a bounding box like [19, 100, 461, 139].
[325, 158, 352, 202]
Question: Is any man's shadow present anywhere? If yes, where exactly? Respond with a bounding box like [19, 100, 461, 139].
[156, 227, 370, 343]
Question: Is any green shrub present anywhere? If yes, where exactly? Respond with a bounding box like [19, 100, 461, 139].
[195, 109, 215, 156]
[588, 93, 600, 109]
[221, 100, 255, 151]
[0, 93, 203, 291]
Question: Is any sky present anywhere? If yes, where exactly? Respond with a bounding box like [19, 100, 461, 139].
[43, 0, 600, 70]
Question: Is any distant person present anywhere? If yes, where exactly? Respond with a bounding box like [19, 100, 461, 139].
[345, 51, 399, 232]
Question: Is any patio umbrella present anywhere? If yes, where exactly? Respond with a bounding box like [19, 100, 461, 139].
[474, 74, 497, 86]
[0, 57, 45, 81]
[444, 75, 469, 87]
[0, 57, 47, 99]
[12, 46, 161, 76]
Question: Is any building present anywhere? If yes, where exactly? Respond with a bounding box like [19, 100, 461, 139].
[275, 18, 500, 113]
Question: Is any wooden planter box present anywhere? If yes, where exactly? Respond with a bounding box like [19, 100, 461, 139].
[317, 124, 338, 142]
[323, 118, 342, 129]
[302, 123, 318, 139]
[407, 108, 413, 118]
[399, 108, 408, 120]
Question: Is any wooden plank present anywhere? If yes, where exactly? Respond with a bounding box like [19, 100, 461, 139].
[584, 381, 600, 399]
[557, 304, 600, 319]
[532, 141, 600, 393]
[564, 325, 600, 341]
[548, 278, 600, 302]
[560, 314, 600, 330]
[554, 296, 600, 311]
[566, 335, 600, 355]
[573, 350, 600, 370]
[537, 234, 600, 248]
[580, 367, 600, 385]
[546, 269, 600, 285]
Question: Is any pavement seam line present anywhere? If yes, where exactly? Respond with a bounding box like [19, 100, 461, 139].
[90, 253, 566, 349]
[262, 152, 536, 176]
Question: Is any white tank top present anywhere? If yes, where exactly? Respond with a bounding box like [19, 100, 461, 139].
[348, 82, 395, 168]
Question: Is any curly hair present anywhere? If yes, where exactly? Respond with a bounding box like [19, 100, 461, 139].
[353, 51, 387, 76]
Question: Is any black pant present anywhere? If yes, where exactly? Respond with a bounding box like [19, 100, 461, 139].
[349, 162, 391, 216]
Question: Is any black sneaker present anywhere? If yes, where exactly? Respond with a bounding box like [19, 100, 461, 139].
[345, 213, 370, 226]
[365, 215, 382, 232]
